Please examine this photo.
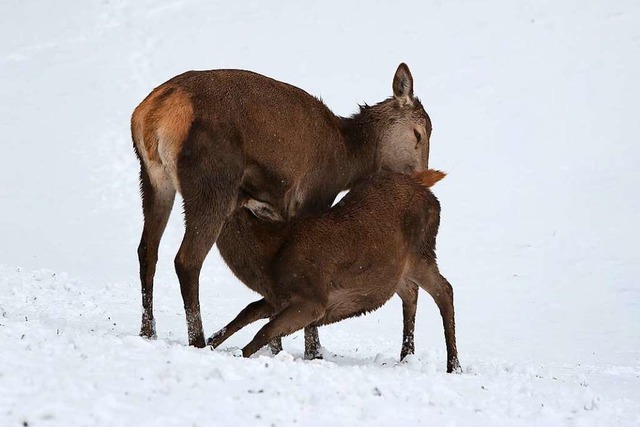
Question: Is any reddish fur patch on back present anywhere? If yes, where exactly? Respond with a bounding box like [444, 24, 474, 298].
[413, 169, 446, 188]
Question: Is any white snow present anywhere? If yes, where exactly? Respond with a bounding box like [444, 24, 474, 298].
[1, 1, 639, 426]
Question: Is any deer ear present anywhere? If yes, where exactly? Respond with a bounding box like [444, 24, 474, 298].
[392, 63, 414, 105]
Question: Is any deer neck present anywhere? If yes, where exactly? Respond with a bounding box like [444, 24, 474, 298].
[339, 110, 382, 188]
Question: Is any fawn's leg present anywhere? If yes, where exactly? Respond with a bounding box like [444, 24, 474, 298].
[267, 327, 322, 358]
[268, 336, 284, 355]
[304, 326, 322, 360]
[396, 279, 419, 360]
[208, 298, 276, 348]
[409, 261, 460, 373]
[137, 162, 176, 339]
[243, 299, 325, 357]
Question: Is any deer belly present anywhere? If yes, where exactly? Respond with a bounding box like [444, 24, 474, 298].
[319, 287, 397, 326]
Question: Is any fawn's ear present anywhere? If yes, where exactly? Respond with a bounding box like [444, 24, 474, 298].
[414, 169, 446, 188]
[392, 63, 414, 106]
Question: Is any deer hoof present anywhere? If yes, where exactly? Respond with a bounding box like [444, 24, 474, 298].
[304, 348, 324, 360]
[139, 317, 156, 339]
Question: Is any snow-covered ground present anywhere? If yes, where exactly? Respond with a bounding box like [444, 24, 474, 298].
[1, 1, 639, 425]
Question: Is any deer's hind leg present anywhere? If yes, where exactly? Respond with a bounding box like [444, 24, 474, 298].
[408, 261, 460, 373]
[175, 122, 244, 348]
[268, 325, 321, 360]
[303, 326, 322, 360]
[208, 298, 276, 349]
[396, 279, 419, 361]
[137, 161, 176, 339]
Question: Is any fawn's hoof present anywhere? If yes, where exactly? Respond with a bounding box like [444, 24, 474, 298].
[304, 349, 324, 360]
[268, 340, 283, 355]
[206, 329, 226, 348]
[139, 319, 156, 339]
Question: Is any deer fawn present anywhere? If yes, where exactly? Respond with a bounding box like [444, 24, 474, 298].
[209, 170, 460, 373]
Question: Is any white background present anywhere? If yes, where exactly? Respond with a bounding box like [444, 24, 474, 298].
[1, 1, 638, 425]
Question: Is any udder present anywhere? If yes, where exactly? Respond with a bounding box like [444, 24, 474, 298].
[241, 198, 284, 221]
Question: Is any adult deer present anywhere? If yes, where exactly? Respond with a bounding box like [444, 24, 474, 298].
[132, 63, 432, 349]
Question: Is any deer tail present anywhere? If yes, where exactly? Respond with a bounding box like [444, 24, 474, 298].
[413, 169, 446, 188]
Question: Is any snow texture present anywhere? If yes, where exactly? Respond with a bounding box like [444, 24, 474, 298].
[1, 0, 639, 426]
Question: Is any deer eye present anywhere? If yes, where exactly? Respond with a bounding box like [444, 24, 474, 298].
[413, 129, 422, 147]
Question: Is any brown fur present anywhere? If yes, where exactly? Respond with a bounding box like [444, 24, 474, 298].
[132, 64, 432, 351]
[209, 170, 460, 372]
